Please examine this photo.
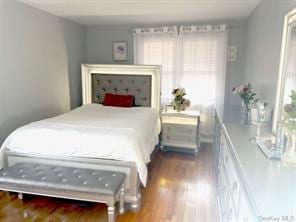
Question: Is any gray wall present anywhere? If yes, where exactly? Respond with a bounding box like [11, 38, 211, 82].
[245, 0, 296, 106]
[86, 25, 134, 64]
[61, 20, 87, 109]
[86, 21, 248, 108]
[0, 1, 86, 144]
[224, 21, 248, 107]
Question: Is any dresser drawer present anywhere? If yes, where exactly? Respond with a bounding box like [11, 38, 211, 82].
[226, 196, 237, 222]
[238, 189, 256, 222]
[219, 137, 226, 166]
[162, 123, 196, 136]
[218, 167, 230, 221]
[162, 131, 196, 145]
[221, 135, 241, 212]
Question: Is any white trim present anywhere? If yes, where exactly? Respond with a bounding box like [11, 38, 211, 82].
[81, 64, 161, 112]
[273, 7, 296, 133]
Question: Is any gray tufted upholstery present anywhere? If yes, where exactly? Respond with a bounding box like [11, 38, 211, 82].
[0, 163, 125, 195]
[92, 74, 152, 107]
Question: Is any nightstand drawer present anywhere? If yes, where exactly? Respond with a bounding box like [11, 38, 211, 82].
[162, 131, 196, 144]
[162, 116, 198, 125]
[160, 110, 200, 152]
[162, 123, 196, 136]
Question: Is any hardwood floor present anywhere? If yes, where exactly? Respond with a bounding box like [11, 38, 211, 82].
[0, 145, 218, 222]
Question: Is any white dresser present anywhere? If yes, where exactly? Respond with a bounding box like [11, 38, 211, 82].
[215, 114, 296, 222]
[160, 110, 200, 153]
[216, 122, 257, 222]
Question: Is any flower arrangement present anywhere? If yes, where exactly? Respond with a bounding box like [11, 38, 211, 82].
[283, 90, 296, 131]
[171, 88, 190, 112]
[232, 83, 259, 125]
[232, 83, 259, 109]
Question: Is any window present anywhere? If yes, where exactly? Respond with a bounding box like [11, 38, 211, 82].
[134, 25, 228, 141]
[180, 38, 218, 106]
[134, 31, 178, 104]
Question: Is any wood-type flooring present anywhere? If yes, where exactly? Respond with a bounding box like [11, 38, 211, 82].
[0, 145, 218, 222]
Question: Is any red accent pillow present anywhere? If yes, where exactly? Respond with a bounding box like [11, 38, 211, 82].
[103, 93, 134, 107]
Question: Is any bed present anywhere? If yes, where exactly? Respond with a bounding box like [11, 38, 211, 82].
[0, 64, 161, 211]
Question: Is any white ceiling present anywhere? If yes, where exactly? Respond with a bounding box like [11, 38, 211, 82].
[18, 0, 261, 25]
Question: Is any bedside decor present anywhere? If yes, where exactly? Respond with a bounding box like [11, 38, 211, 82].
[171, 88, 190, 112]
[232, 83, 259, 125]
[113, 41, 127, 61]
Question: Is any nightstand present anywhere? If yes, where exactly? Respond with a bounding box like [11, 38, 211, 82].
[160, 110, 200, 154]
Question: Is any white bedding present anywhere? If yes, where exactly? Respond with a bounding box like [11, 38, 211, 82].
[1, 104, 161, 186]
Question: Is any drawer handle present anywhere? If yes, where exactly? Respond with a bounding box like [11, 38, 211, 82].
[243, 217, 249, 222]
[222, 212, 227, 220]
[228, 208, 233, 220]
[232, 181, 238, 193]
[222, 186, 226, 193]
[166, 135, 170, 140]
[225, 155, 228, 163]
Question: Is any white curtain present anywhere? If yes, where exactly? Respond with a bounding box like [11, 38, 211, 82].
[178, 25, 228, 142]
[133, 25, 228, 142]
[134, 26, 178, 105]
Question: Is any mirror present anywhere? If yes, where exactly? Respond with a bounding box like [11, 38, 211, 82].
[273, 7, 296, 134]
[257, 7, 296, 160]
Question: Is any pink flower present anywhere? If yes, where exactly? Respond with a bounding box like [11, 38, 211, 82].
[232, 83, 258, 104]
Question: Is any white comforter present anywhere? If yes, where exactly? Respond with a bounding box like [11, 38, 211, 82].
[1, 104, 161, 186]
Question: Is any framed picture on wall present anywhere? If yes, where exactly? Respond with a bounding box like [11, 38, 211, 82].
[113, 41, 128, 61]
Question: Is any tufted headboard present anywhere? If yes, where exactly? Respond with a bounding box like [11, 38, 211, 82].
[92, 74, 151, 107]
[81, 64, 161, 111]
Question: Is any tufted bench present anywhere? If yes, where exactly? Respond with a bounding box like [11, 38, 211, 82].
[0, 162, 126, 222]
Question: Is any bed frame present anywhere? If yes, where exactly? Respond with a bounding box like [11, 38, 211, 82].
[1, 64, 161, 211]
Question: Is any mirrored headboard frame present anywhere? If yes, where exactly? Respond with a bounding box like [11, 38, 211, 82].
[273, 7, 296, 133]
[81, 64, 161, 112]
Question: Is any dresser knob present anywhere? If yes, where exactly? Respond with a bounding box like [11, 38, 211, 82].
[166, 136, 170, 140]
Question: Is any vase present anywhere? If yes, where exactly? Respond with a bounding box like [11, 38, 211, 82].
[174, 105, 182, 112]
[240, 101, 251, 125]
[173, 99, 184, 112]
[282, 130, 296, 167]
